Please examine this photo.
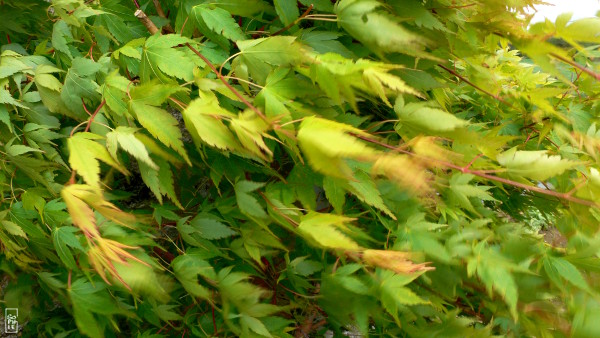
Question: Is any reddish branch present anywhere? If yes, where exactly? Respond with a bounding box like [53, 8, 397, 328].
[352, 133, 599, 208]
[550, 53, 600, 81]
[185, 43, 268, 121]
[84, 100, 105, 132]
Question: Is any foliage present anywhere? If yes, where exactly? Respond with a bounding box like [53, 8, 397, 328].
[1, 0, 600, 337]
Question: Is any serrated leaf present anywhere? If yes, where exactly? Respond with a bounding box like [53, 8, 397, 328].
[348, 170, 396, 219]
[68, 132, 128, 188]
[544, 256, 591, 292]
[395, 101, 468, 133]
[190, 216, 237, 240]
[141, 34, 195, 82]
[52, 226, 81, 269]
[242, 315, 273, 337]
[274, 0, 299, 26]
[196, 5, 247, 42]
[235, 180, 268, 219]
[106, 126, 158, 170]
[335, 0, 430, 58]
[497, 147, 576, 181]
[297, 117, 376, 178]
[172, 254, 215, 299]
[61, 58, 102, 118]
[1, 220, 27, 238]
[131, 103, 190, 165]
[182, 94, 239, 151]
[298, 212, 359, 250]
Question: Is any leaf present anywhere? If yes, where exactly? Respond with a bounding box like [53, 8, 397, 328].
[497, 147, 576, 181]
[544, 256, 591, 292]
[335, 0, 430, 57]
[323, 177, 346, 212]
[172, 254, 215, 299]
[298, 212, 359, 250]
[68, 132, 128, 188]
[131, 103, 190, 165]
[140, 34, 195, 82]
[195, 5, 247, 42]
[236, 36, 304, 83]
[297, 117, 376, 178]
[395, 101, 468, 133]
[347, 170, 396, 219]
[52, 226, 82, 270]
[241, 315, 273, 338]
[235, 180, 268, 219]
[448, 173, 497, 213]
[189, 216, 237, 240]
[1, 220, 27, 238]
[102, 71, 130, 117]
[52, 20, 73, 58]
[106, 126, 158, 170]
[274, 0, 299, 26]
[61, 58, 102, 118]
[182, 94, 239, 151]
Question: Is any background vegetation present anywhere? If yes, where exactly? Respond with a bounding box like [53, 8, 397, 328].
[1, 0, 600, 337]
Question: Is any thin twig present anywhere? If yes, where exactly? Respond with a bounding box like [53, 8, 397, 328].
[185, 43, 268, 121]
[352, 133, 599, 208]
[272, 5, 314, 36]
[550, 53, 600, 81]
[85, 100, 106, 132]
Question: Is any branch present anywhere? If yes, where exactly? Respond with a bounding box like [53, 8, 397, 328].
[550, 53, 600, 81]
[135, 9, 159, 35]
[185, 43, 268, 121]
[352, 133, 599, 208]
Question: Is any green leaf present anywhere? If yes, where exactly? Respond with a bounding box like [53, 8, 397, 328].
[274, 0, 299, 26]
[235, 180, 268, 219]
[497, 147, 576, 181]
[182, 94, 239, 151]
[544, 256, 591, 292]
[335, 0, 430, 57]
[52, 226, 82, 270]
[298, 212, 359, 250]
[140, 34, 195, 82]
[395, 101, 468, 133]
[1, 220, 27, 238]
[195, 5, 247, 42]
[131, 103, 190, 165]
[172, 254, 215, 299]
[68, 132, 128, 187]
[189, 215, 237, 240]
[106, 126, 158, 170]
[297, 117, 376, 178]
[61, 58, 102, 118]
[241, 315, 273, 337]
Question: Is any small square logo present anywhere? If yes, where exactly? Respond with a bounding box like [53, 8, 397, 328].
[5, 308, 18, 334]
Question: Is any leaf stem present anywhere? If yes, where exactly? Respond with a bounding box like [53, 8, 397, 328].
[272, 5, 314, 36]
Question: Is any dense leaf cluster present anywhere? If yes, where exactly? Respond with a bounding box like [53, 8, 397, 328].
[1, 0, 600, 337]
